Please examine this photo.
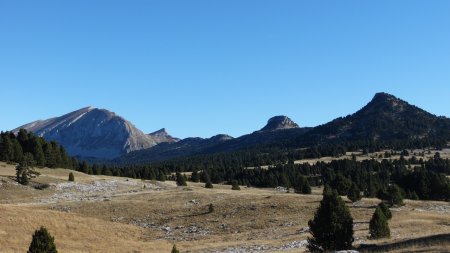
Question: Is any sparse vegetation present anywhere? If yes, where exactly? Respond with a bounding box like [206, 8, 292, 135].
[0, 161, 449, 252]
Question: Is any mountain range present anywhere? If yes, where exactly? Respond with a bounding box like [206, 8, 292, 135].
[12, 92, 450, 164]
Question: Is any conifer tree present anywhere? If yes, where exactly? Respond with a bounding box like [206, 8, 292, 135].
[80, 161, 89, 174]
[294, 175, 312, 194]
[308, 188, 354, 251]
[347, 183, 362, 202]
[377, 202, 392, 220]
[386, 184, 404, 206]
[28, 226, 58, 253]
[171, 244, 179, 253]
[369, 207, 390, 239]
[191, 170, 200, 182]
[16, 153, 40, 185]
[205, 181, 213, 188]
[32, 139, 46, 167]
[68, 172, 75, 182]
[231, 180, 241, 190]
[176, 172, 187, 186]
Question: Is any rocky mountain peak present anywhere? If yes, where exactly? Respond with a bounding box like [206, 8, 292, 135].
[13, 107, 174, 159]
[148, 128, 180, 144]
[359, 92, 412, 116]
[260, 115, 299, 132]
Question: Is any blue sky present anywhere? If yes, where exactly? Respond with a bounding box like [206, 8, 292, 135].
[1, 1, 450, 138]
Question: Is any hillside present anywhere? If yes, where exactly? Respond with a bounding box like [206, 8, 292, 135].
[118, 93, 450, 165]
[0, 162, 448, 252]
[303, 92, 450, 144]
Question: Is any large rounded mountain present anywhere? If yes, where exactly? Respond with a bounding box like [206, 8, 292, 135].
[13, 107, 178, 159]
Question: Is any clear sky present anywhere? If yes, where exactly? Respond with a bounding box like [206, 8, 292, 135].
[1, 1, 450, 138]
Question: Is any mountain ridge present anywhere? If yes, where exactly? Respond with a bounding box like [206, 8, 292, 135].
[117, 92, 450, 164]
[13, 92, 450, 164]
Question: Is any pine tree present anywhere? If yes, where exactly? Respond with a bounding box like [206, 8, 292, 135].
[386, 184, 404, 206]
[308, 188, 354, 251]
[302, 179, 312, 194]
[68, 172, 75, 182]
[294, 175, 311, 194]
[191, 170, 200, 182]
[369, 207, 390, 239]
[205, 181, 213, 188]
[101, 165, 113, 176]
[231, 180, 241, 190]
[347, 183, 362, 203]
[80, 161, 89, 174]
[16, 153, 40, 185]
[171, 244, 179, 253]
[176, 172, 187, 186]
[28, 226, 58, 253]
[43, 143, 56, 168]
[32, 139, 46, 167]
[377, 202, 392, 220]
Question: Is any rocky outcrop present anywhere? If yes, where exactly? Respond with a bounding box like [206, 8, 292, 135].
[260, 116, 299, 132]
[148, 128, 180, 144]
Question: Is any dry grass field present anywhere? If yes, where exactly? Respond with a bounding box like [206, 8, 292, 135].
[0, 161, 449, 252]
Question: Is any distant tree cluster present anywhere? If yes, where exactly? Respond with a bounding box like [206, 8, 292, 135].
[93, 153, 450, 202]
[0, 129, 77, 169]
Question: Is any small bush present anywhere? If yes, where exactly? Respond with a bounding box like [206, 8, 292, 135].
[231, 180, 241, 190]
[68, 172, 74, 182]
[28, 226, 58, 253]
[34, 183, 50, 190]
[171, 244, 179, 253]
[205, 181, 213, 188]
[176, 172, 187, 186]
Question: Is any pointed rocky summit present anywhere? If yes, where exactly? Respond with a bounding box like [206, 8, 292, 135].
[260, 116, 299, 132]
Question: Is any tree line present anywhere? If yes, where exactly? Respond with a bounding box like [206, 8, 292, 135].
[94, 153, 450, 201]
[0, 129, 78, 169]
